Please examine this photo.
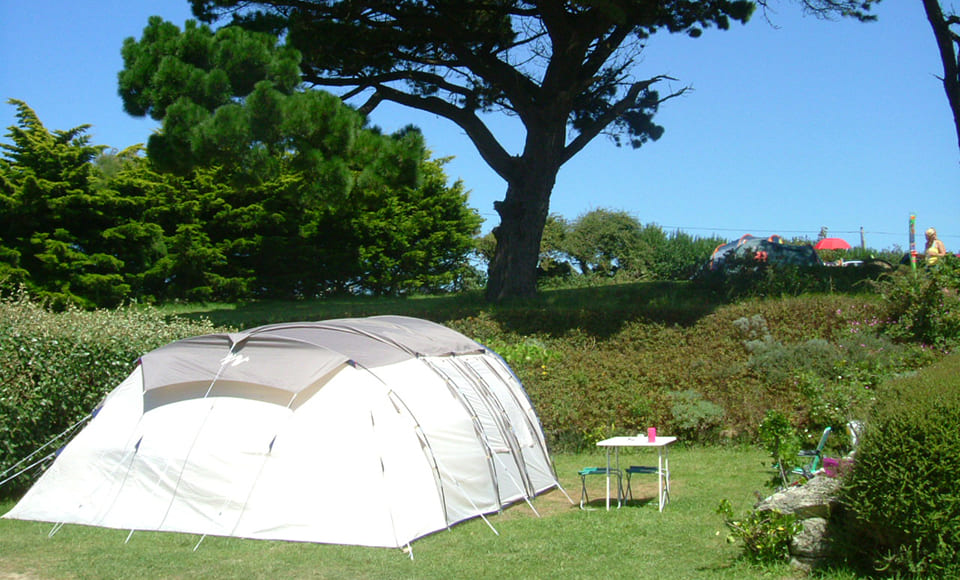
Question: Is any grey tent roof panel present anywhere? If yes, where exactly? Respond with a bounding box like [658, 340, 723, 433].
[139, 316, 486, 397]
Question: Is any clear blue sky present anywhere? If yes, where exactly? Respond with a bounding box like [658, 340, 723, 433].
[2, 1, 957, 252]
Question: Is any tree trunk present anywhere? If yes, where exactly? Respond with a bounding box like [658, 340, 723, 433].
[485, 163, 558, 302]
[922, 0, 960, 154]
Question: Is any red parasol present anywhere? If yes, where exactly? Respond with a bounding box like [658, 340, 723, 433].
[814, 237, 852, 250]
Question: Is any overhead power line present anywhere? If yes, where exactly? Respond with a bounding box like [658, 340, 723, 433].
[659, 225, 960, 242]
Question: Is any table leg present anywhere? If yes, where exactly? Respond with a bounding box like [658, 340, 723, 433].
[605, 447, 611, 511]
[664, 446, 671, 504]
[657, 448, 664, 512]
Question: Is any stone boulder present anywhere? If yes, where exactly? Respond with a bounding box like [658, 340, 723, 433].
[755, 475, 842, 572]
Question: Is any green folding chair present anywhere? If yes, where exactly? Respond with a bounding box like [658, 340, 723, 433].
[624, 465, 659, 501]
[577, 467, 622, 509]
[792, 426, 831, 479]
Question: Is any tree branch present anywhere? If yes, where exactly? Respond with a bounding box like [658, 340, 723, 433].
[561, 76, 681, 164]
[370, 84, 516, 180]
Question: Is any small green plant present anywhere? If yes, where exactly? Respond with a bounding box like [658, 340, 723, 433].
[757, 410, 801, 489]
[668, 389, 724, 443]
[481, 336, 561, 368]
[716, 498, 803, 564]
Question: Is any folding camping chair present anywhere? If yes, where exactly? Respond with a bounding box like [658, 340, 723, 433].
[792, 426, 831, 480]
[578, 467, 622, 509]
[623, 465, 660, 501]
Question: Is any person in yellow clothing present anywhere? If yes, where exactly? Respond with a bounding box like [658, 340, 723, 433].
[925, 227, 947, 265]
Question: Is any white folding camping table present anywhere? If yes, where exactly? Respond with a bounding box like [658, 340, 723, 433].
[596, 436, 676, 512]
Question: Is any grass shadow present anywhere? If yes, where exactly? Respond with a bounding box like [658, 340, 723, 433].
[170, 281, 725, 338]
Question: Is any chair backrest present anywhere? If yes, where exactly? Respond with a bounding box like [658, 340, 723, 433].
[808, 426, 832, 472]
[815, 426, 832, 452]
[846, 420, 862, 449]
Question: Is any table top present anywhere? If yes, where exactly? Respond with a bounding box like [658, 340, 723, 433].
[596, 436, 677, 447]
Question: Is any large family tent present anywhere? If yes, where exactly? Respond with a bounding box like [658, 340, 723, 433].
[705, 234, 821, 272]
[4, 316, 563, 549]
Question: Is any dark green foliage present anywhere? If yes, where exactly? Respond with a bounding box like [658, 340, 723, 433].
[115, 19, 483, 298]
[651, 229, 727, 280]
[838, 355, 960, 577]
[0, 290, 220, 498]
[494, 211, 725, 287]
[119, 18, 301, 175]
[560, 210, 725, 281]
[695, 253, 898, 300]
[564, 209, 651, 276]
[0, 100, 128, 308]
[1, 98, 481, 304]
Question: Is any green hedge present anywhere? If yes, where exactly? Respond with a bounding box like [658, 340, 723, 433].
[0, 291, 222, 498]
[837, 354, 960, 577]
[453, 294, 936, 451]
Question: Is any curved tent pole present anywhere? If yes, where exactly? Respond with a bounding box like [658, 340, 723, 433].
[480, 353, 569, 492]
[236, 321, 421, 359]
[425, 360, 506, 511]
[449, 358, 536, 496]
[466, 373, 548, 513]
[479, 355, 571, 503]
[431, 356, 565, 513]
[428, 358, 536, 509]
[358, 361, 501, 539]
[358, 362, 454, 539]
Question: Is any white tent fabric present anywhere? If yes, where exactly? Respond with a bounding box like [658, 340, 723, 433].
[4, 316, 560, 548]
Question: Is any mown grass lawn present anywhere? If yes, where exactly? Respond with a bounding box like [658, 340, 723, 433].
[0, 446, 836, 579]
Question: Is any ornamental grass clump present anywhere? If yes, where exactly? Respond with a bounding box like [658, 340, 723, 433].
[837, 354, 960, 577]
[0, 289, 223, 498]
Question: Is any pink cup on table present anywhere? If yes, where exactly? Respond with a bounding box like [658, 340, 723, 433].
[647, 427, 656, 442]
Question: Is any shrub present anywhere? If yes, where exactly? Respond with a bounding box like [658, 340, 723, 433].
[696, 257, 897, 301]
[876, 255, 960, 349]
[667, 389, 725, 443]
[495, 292, 937, 452]
[837, 355, 960, 577]
[0, 289, 223, 498]
[716, 498, 803, 564]
[757, 409, 801, 489]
